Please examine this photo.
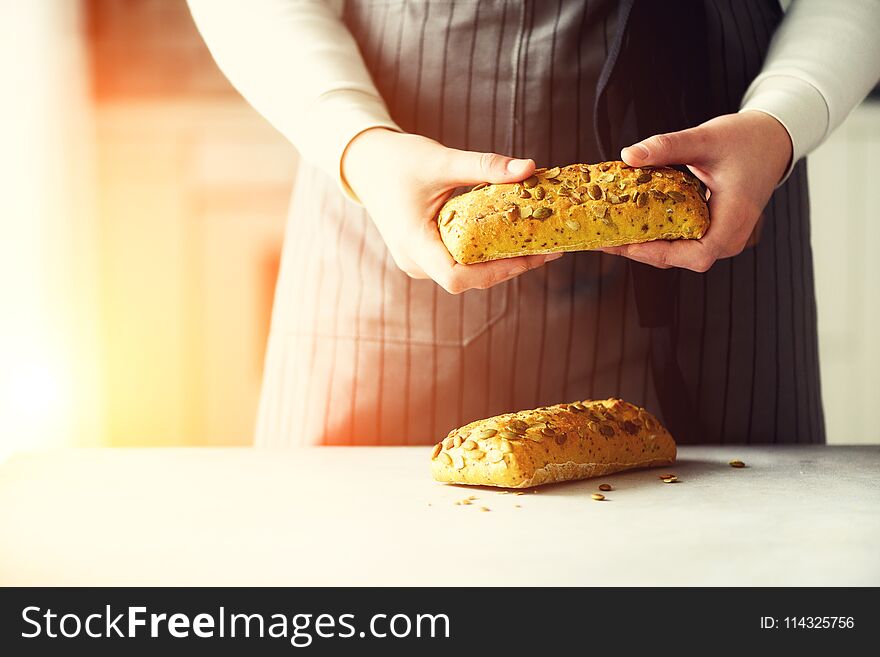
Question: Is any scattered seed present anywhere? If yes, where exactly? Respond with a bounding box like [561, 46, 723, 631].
[452, 454, 465, 470]
[514, 492, 525, 496]
[565, 219, 581, 231]
[534, 186, 545, 200]
[541, 426, 558, 436]
[520, 206, 533, 218]
[487, 450, 504, 463]
[477, 428, 498, 439]
[522, 175, 539, 189]
[729, 460, 746, 468]
[588, 184, 603, 200]
[479, 507, 491, 512]
[442, 436, 454, 449]
[636, 172, 652, 185]
[598, 483, 612, 492]
[635, 191, 648, 208]
[591, 493, 606, 501]
[452, 435, 463, 448]
[431, 443, 442, 459]
[505, 205, 520, 221]
[533, 207, 552, 220]
[509, 419, 528, 433]
[514, 504, 522, 508]
[661, 476, 679, 484]
[659, 473, 676, 479]
[545, 167, 562, 178]
[519, 188, 532, 199]
[462, 440, 477, 451]
[667, 190, 686, 202]
[439, 452, 452, 466]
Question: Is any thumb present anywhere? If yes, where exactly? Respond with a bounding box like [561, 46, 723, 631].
[620, 127, 714, 168]
[443, 149, 535, 185]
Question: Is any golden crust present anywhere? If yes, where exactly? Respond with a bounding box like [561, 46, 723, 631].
[430, 398, 676, 488]
[438, 161, 709, 264]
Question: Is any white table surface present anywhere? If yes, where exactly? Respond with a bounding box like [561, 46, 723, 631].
[1, 446, 877, 586]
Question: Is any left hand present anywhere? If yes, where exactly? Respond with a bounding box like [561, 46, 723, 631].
[603, 110, 792, 272]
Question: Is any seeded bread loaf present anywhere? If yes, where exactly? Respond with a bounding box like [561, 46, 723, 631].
[438, 161, 709, 264]
[430, 398, 675, 488]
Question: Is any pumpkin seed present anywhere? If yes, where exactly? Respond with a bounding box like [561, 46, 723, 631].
[565, 219, 580, 231]
[599, 424, 615, 437]
[608, 194, 621, 204]
[649, 189, 665, 199]
[547, 177, 562, 184]
[555, 434, 567, 445]
[519, 189, 532, 199]
[522, 175, 539, 189]
[668, 190, 686, 202]
[599, 172, 616, 183]
[591, 493, 606, 501]
[533, 207, 552, 220]
[599, 162, 612, 171]
[636, 172, 652, 184]
[598, 484, 612, 492]
[505, 205, 520, 221]
[521, 206, 533, 218]
[729, 460, 746, 468]
[569, 192, 583, 204]
[509, 419, 528, 432]
[588, 184, 603, 200]
[635, 191, 648, 208]
[545, 166, 561, 178]
[534, 186, 545, 200]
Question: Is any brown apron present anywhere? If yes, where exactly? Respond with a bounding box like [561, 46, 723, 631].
[256, 0, 824, 446]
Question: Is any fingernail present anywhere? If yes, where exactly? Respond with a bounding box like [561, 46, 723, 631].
[622, 144, 649, 160]
[506, 159, 532, 176]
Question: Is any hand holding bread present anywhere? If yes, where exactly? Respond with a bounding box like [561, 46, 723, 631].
[341, 128, 563, 294]
[606, 110, 792, 272]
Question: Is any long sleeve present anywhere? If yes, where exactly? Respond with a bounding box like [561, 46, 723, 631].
[740, 0, 880, 177]
[187, 0, 400, 199]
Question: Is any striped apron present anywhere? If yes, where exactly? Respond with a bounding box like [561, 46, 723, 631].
[256, 0, 825, 446]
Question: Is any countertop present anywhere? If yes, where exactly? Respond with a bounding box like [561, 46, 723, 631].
[1, 446, 877, 586]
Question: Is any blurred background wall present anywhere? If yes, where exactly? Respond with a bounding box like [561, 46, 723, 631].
[0, 0, 876, 453]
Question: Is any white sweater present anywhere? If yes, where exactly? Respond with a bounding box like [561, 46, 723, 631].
[188, 0, 880, 194]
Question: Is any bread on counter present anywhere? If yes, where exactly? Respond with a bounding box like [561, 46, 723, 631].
[430, 398, 676, 488]
[438, 161, 708, 264]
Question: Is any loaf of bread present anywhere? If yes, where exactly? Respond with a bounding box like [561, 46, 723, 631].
[430, 398, 675, 488]
[438, 161, 708, 264]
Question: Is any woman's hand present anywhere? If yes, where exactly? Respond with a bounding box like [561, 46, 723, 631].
[342, 128, 562, 294]
[603, 110, 793, 272]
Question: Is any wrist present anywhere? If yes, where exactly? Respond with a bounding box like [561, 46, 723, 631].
[739, 109, 793, 183]
[341, 127, 401, 199]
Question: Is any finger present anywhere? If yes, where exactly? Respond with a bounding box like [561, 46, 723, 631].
[416, 227, 561, 293]
[442, 149, 536, 186]
[604, 240, 718, 273]
[620, 127, 717, 169]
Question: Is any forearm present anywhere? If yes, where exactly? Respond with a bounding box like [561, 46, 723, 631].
[187, 0, 400, 197]
[740, 0, 880, 178]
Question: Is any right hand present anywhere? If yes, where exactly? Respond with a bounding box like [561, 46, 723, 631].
[341, 128, 563, 294]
